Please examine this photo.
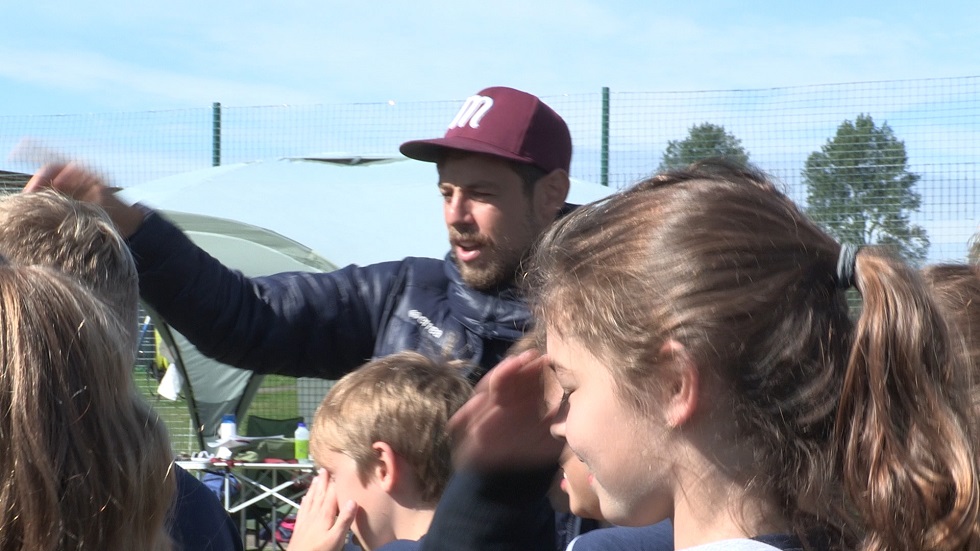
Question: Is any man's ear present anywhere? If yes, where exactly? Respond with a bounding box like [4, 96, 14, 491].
[660, 340, 699, 428]
[372, 441, 399, 493]
[533, 169, 570, 224]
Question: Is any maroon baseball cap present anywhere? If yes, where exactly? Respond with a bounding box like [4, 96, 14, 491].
[400, 86, 572, 174]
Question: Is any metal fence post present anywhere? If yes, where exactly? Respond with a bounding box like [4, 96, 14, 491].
[212, 102, 222, 167]
[601, 87, 609, 187]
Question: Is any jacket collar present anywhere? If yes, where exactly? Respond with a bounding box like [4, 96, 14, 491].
[444, 254, 531, 341]
[441, 203, 582, 342]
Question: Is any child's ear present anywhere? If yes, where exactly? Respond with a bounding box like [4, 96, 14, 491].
[660, 339, 699, 428]
[372, 442, 398, 493]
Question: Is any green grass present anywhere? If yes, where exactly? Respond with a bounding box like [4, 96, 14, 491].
[133, 365, 199, 453]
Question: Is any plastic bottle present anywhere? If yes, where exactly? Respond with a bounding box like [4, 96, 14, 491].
[219, 414, 237, 441]
[294, 421, 311, 462]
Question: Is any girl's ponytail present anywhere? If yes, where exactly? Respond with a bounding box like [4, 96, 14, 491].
[836, 246, 980, 551]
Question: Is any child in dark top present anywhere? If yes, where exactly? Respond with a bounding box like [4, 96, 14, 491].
[556, 443, 673, 551]
[552, 448, 674, 551]
[544, 359, 673, 551]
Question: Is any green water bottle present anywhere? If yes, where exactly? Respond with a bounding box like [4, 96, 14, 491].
[294, 421, 310, 462]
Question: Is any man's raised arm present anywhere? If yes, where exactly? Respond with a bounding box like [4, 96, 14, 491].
[26, 163, 147, 238]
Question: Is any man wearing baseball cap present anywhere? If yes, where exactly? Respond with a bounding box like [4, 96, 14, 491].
[401, 86, 571, 292]
[24, 86, 571, 384]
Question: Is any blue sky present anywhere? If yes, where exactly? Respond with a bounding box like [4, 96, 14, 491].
[2, 2, 978, 262]
[2, 1, 979, 114]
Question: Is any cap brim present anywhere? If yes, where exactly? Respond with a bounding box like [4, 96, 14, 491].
[399, 136, 532, 166]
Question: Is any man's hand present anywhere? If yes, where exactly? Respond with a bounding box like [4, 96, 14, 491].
[449, 350, 564, 471]
[24, 163, 147, 238]
[289, 470, 357, 551]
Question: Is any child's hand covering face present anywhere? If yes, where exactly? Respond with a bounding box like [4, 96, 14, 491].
[449, 350, 564, 471]
[289, 469, 358, 551]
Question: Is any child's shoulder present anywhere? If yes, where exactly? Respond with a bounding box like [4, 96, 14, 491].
[568, 521, 673, 551]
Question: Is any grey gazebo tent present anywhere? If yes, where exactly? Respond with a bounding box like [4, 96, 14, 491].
[120, 155, 617, 449]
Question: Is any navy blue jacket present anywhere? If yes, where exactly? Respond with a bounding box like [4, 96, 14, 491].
[420, 469, 812, 551]
[129, 211, 532, 381]
[566, 521, 673, 551]
[170, 465, 244, 551]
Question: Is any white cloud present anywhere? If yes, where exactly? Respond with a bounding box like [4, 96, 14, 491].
[0, 47, 321, 108]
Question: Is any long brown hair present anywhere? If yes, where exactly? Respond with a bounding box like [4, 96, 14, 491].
[528, 161, 980, 551]
[0, 264, 175, 551]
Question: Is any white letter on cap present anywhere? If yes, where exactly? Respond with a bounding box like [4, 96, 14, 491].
[448, 95, 494, 129]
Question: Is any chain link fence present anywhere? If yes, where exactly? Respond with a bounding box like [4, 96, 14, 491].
[3, 75, 978, 452]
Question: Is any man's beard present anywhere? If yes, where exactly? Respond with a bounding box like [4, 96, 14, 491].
[450, 228, 529, 291]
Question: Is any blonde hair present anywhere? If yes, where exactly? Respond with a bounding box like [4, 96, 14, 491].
[529, 161, 980, 551]
[311, 352, 472, 503]
[0, 191, 138, 343]
[0, 263, 175, 551]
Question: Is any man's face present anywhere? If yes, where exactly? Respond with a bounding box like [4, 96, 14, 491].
[438, 154, 543, 291]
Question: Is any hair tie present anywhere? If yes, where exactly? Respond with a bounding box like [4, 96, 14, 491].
[836, 244, 859, 289]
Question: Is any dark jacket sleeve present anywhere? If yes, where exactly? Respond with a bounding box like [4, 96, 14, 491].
[420, 467, 557, 551]
[129, 210, 404, 379]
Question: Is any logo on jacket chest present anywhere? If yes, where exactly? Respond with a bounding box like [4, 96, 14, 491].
[407, 309, 444, 340]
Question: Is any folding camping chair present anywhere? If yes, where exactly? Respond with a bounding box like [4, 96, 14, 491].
[240, 415, 307, 550]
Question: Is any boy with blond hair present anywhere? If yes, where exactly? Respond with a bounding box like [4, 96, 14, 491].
[0, 190, 139, 338]
[289, 351, 473, 551]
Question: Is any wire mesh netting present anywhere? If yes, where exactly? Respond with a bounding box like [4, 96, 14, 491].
[3, 75, 978, 452]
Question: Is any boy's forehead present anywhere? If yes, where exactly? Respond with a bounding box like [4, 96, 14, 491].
[316, 447, 349, 468]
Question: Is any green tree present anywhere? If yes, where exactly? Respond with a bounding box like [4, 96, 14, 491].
[657, 122, 750, 172]
[803, 114, 929, 264]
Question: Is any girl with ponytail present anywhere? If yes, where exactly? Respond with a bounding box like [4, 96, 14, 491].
[440, 160, 980, 551]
